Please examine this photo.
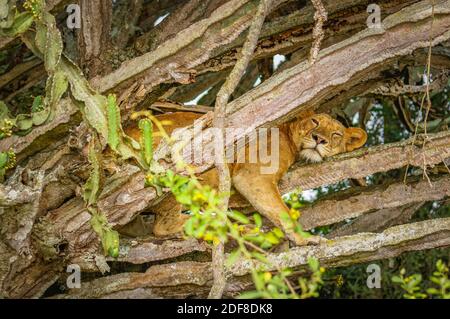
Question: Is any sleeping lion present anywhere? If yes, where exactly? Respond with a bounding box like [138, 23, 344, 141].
[125, 110, 367, 246]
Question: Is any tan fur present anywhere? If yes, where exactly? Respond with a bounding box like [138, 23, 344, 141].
[124, 111, 367, 245]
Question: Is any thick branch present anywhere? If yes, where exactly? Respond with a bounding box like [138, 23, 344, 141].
[299, 176, 450, 230]
[92, 0, 287, 95]
[78, 0, 112, 77]
[231, 217, 450, 275]
[327, 202, 424, 238]
[54, 217, 450, 298]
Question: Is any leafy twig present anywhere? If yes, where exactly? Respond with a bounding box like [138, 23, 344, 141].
[209, 0, 274, 299]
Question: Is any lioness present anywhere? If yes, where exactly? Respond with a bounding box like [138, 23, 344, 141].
[125, 111, 367, 245]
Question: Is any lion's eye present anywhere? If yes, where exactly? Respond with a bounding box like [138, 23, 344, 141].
[311, 118, 319, 127]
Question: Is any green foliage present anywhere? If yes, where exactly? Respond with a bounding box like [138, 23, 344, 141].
[392, 270, 427, 299]
[23, 0, 45, 19]
[392, 260, 450, 299]
[81, 139, 119, 258]
[0, 149, 16, 181]
[107, 94, 121, 152]
[82, 140, 102, 206]
[0, 0, 15, 29]
[139, 119, 154, 167]
[426, 260, 450, 298]
[0, 2, 68, 137]
[0, 1, 34, 37]
[283, 190, 303, 210]
[45, 69, 68, 112]
[0, 101, 14, 139]
[319, 247, 450, 299]
[240, 258, 324, 299]
[149, 169, 288, 249]
[61, 58, 142, 163]
[40, 12, 63, 73]
[89, 208, 120, 258]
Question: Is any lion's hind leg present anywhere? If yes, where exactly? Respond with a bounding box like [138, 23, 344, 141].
[151, 195, 190, 237]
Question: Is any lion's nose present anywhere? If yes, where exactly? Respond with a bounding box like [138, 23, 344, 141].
[312, 133, 327, 145]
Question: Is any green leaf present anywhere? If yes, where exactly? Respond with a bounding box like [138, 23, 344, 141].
[46, 70, 68, 110]
[35, 21, 46, 53]
[89, 209, 106, 236]
[265, 232, 280, 245]
[307, 257, 319, 271]
[107, 94, 120, 152]
[426, 288, 440, 295]
[31, 107, 50, 125]
[251, 252, 269, 264]
[0, 11, 33, 37]
[82, 140, 102, 205]
[193, 222, 208, 238]
[228, 210, 250, 224]
[31, 95, 43, 112]
[184, 217, 195, 236]
[272, 227, 284, 239]
[251, 270, 265, 291]
[391, 276, 403, 284]
[15, 114, 33, 130]
[89, 209, 120, 258]
[60, 56, 109, 139]
[103, 229, 120, 258]
[0, 100, 9, 119]
[0, 152, 8, 168]
[42, 12, 63, 73]
[225, 249, 241, 267]
[0, 0, 14, 29]
[280, 211, 294, 229]
[253, 213, 262, 228]
[139, 119, 153, 166]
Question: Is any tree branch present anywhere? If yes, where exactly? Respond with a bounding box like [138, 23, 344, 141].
[299, 176, 450, 230]
[77, 0, 113, 77]
[53, 217, 450, 298]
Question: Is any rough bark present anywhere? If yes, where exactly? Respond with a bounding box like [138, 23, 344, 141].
[52, 217, 450, 298]
[299, 176, 449, 230]
[77, 0, 113, 77]
[327, 202, 425, 238]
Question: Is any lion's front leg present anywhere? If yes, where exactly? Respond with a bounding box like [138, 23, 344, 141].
[232, 169, 325, 246]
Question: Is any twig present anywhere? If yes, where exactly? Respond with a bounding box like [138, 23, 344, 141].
[422, 0, 436, 139]
[403, 0, 436, 184]
[309, 0, 327, 64]
[151, 101, 213, 114]
[208, 0, 274, 299]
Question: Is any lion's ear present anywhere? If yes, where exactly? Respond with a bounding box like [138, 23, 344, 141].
[345, 127, 367, 152]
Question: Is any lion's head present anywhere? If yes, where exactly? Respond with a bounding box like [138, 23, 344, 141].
[290, 113, 367, 163]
